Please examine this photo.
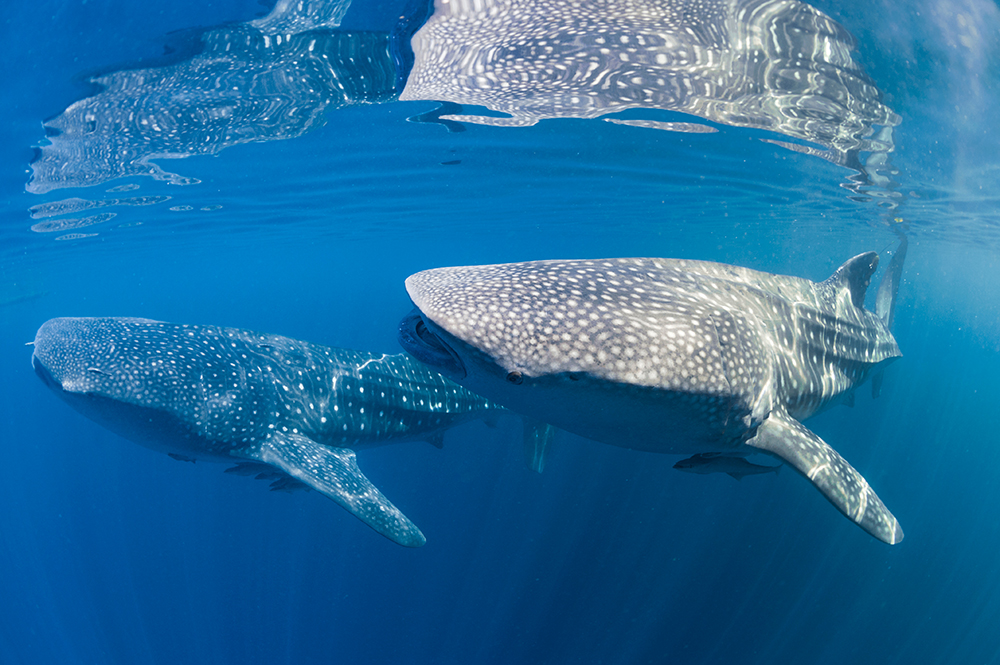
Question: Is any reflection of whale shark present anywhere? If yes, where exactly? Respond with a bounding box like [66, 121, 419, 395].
[29, 25, 396, 193]
[28, 0, 900, 201]
[32, 317, 516, 547]
[249, 0, 352, 35]
[401, 253, 904, 544]
[402, 0, 898, 163]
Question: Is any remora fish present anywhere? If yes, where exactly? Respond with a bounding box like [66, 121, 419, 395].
[31, 317, 515, 547]
[400, 253, 904, 544]
[673, 454, 781, 480]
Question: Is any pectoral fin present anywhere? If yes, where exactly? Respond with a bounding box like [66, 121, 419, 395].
[261, 433, 426, 547]
[747, 410, 903, 545]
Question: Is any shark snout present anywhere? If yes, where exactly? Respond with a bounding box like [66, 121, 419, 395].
[32, 317, 123, 394]
[32, 316, 89, 365]
[31, 318, 79, 387]
[403, 264, 529, 372]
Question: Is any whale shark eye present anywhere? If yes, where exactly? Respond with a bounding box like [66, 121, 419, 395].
[506, 371, 523, 385]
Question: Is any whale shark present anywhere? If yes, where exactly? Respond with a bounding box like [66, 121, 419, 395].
[400, 252, 904, 544]
[31, 316, 518, 547]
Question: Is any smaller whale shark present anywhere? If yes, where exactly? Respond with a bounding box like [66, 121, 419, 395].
[673, 454, 781, 480]
[401, 252, 904, 544]
[31, 317, 526, 547]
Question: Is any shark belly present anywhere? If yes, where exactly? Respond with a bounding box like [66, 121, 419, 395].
[34, 378, 246, 463]
[454, 371, 751, 454]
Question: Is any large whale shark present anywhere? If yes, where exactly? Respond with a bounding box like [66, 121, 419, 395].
[31, 316, 519, 547]
[400, 252, 904, 544]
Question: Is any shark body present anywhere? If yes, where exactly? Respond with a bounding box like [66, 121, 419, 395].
[400, 253, 904, 544]
[32, 317, 511, 547]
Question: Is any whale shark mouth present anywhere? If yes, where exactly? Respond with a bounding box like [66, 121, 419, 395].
[398, 308, 467, 380]
[32, 353, 62, 391]
[32, 353, 93, 394]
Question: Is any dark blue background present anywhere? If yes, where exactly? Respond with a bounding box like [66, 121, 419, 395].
[2, 0, 1000, 663]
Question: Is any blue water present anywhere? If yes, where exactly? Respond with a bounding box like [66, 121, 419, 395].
[2, 0, 1000, 663]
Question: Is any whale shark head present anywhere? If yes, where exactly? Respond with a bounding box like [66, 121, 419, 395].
[32, 317, 264, 459]
[400, 259, 766, 451]
[402, 260, 733, 383]
[33, 317, 161, 399]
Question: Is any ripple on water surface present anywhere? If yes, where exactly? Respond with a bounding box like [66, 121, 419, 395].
[29, 195, 172, 219]
[30, 212, 118, 234]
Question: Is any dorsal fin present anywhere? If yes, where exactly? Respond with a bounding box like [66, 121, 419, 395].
[824, 252, 879, 309]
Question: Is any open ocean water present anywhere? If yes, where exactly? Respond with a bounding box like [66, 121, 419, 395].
[2, 0, 999, 663]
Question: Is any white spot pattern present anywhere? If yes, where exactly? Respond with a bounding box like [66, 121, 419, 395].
[32, 317, 504, 459]
[404, 253, 904, 543]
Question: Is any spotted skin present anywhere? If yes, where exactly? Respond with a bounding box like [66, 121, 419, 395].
[401, 253, 904, 544]
[32, 317, 507, 547]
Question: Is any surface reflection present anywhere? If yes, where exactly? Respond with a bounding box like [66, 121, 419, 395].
[404, 0, 897, 151]
[28, 0, 897, 198]
[28, 0, 391, 194]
